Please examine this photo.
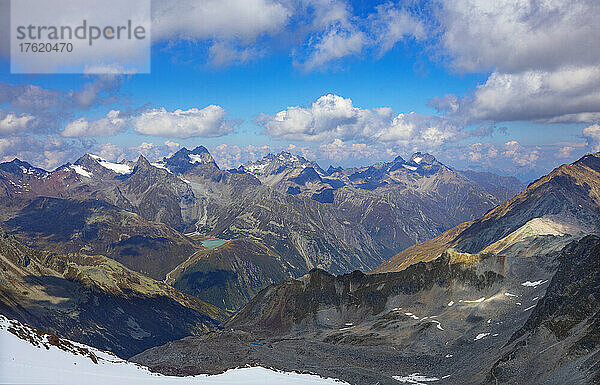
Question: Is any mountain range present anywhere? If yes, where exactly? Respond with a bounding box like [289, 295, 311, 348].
[0, 146, 521, 310]
[133, 152, 600, 384]
[2, 147, 598, 384]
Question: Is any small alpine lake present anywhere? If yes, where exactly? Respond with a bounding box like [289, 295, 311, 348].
[200, 238, 230, 249]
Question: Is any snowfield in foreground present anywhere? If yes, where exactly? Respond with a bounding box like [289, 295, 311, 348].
[0, 315, 347, 385]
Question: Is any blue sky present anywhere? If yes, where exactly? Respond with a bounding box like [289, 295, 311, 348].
[0, 0, 599, 181]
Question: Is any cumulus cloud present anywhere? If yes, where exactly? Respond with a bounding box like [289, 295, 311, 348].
[583, 124, 600, 152]
[432, 66, 600, 123]
[60, 104, 236, 139]
[297, 0, 424, 69]
[318, 138, 397, 163]
[0, 135, 85, 170]
[133, 106, 236, 138]
[164, 140, 181, 151]
[211, 143, 275, 169]
[558, 146, 575, 159]
[0, 112, 37, 135]
[258, 94, 469, 150]
[0, 77, 124, 135]
[61, 110, 128, 137]
[152, 0, 291, 42]
[438, 0, 600, 74]
[431, 0, 600, 124]
[445, 140, 546, 174]
[502, 140, 540, 167]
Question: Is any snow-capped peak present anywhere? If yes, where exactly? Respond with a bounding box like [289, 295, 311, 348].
[244, 151, 323, 176]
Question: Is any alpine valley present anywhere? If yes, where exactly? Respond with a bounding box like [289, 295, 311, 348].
[1, 148, 599, 384]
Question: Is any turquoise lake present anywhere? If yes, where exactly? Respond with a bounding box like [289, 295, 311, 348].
[201, 238, 230, 249]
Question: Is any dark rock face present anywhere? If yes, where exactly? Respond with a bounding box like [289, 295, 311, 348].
[490, 235, 600, 384]
[227, 252, 504, 336]
[0, 158, 48, 177]
[5, 197, 196, 281]
[0, 229, 226, 359]
[460, 169, 525, 202]
[376, 153, 600, 273]
[158, 146, 216, 175]
[171, 239, 295, 310]
[311, 188, 335, 203]
[289, 166, 322, 185]
[134, 234, 599, 384]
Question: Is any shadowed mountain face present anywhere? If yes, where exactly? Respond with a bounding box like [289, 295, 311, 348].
[459, 169, 525, 203]
[169, 238, 296, 311]
[374, 152, 600, 273]
[0, 228, 226, 359]
[489, 235, 600, 384]
[4, 197, 197, 281]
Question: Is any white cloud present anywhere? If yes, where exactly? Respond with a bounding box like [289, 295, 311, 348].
[302, 27, 366, 70]
[164, 140, 181, 151]
[0, 135, 84, 170]
[431, 1, 600, 124]
[259, 94, 467, 150]
[438, 0, 600, 74]
[297, 1, 424, 70]
[0, 112, 36, 135]
[95, 143, 126, 162]
[152, 0, 291, 42]
[432, 66, 600, 123]
[558, 146, 574, 159]
[133, 106, 235, 138]
[61, 110, 127, 137]
[502, 140, 540, 167]
[208, 42, 264, 67]
[369, 3, 425, 56]
[211, 143, 275, 169]
[583, 124, 600, 152]
[318, 138, 396, 163]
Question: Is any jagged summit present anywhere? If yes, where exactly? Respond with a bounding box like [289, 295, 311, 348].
[243, 151, 324, 177]
[0, 158, 49, 177]
[326, 165, 343, 175]
[154, 145, 217, 175]
[409, 152, 437, 165]
[391, 155, 406, 164]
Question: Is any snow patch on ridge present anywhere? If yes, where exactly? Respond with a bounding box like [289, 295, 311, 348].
[69, 165, 92, 178]
[90, 155, 132, 174]
[521, 280, 548, 287]
[394, 373, 439, 384]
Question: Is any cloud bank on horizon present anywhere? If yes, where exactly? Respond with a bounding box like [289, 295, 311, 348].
[0, 0, 599, 180]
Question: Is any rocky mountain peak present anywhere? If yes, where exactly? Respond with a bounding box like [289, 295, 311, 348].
[0, 158, 48, 177]
[156, 146, 217, 175]
[409, 152, 437, 165]
[326, 165, 343, 175]
[392, 155, 406, 164]
[244, 151, 323, 177]
[289, 166, 322, 186]
[134, 154, 152, 171]
[573, 152, 600, 172]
